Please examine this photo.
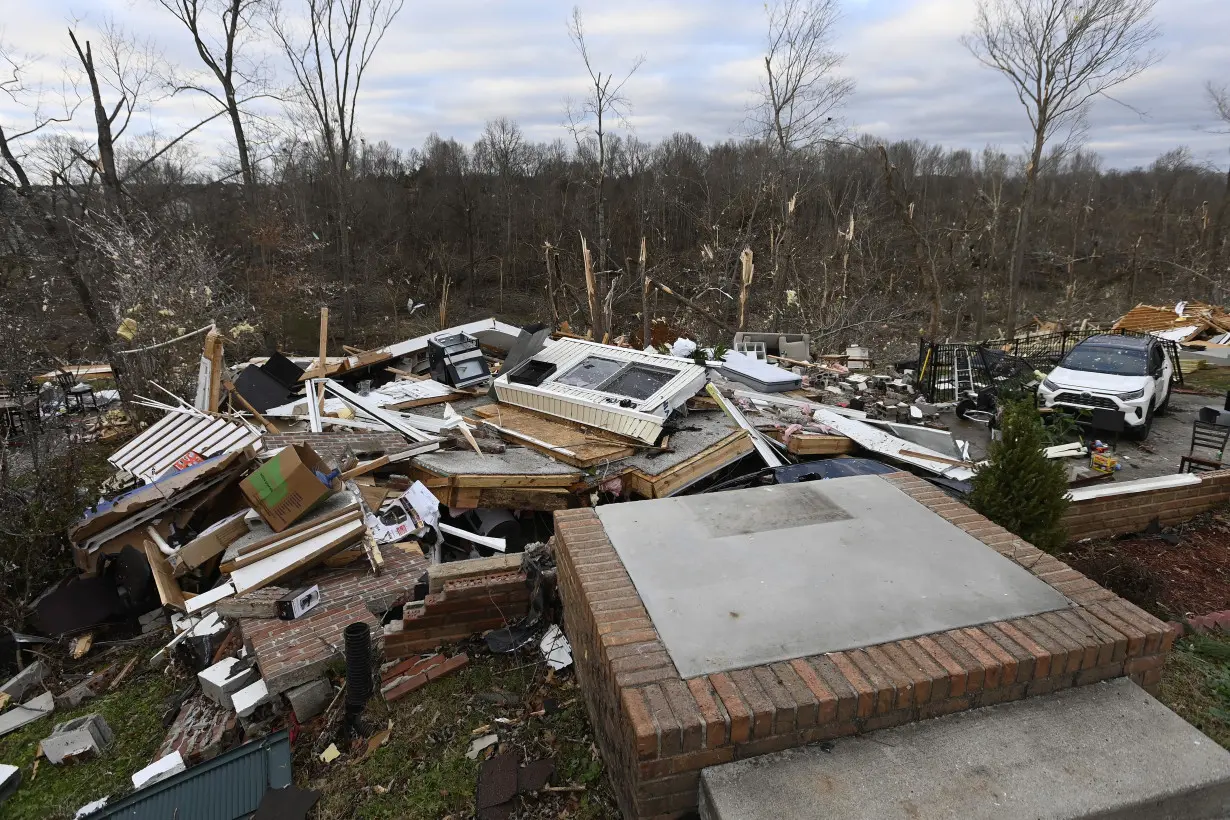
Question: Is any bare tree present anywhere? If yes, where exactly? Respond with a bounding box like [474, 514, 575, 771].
[1207, 82, 1230, 291]
[270, 0, 405, 335]
[753, 0, 853, 158]
[565, 6, 644, 276]
[964, 0, 1161, 330]
[154, 0, 273, 193]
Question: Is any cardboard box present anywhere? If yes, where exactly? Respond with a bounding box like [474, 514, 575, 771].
[276, 585, 321, 620]
[168, 511, 251, 577]
[240, 444, 337, 532]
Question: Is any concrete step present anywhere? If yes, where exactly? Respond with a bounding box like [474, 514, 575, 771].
[699, 678, 1230, 820]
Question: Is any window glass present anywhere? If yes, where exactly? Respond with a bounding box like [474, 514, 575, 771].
[556, 357, 625, 388]
[1060, 344, 1147, 377]
[600, 363, 676, 400]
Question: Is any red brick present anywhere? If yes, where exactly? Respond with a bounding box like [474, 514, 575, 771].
[383, 673, 429, 702]
[913, 636, 967, 698]
[896, 640, 951, 702]
[964, 628, 1018, 685]
[425, 653, 468, 680]
[643, 684, 682, 756]
[979, 624, 1035, 683]
[686, 677, 729, 748]
[707, 674, 751, 744]
[789, 658, 838, 724]
[826, 652, 876, 719]
[730, 669, 776, 740]
[752, 666, 798, 735]
[1018, 616, 1081, 675]
[936, 633, 985, 692]
[660, 679, 705, 753]
[865, 645, 916, 710]
[809, 657, 859, 723]
[1038, 612, 1098, 671]
[770, 663, 819, 729]
[381, 653, 444, 683]
[621, 687, 659, 759]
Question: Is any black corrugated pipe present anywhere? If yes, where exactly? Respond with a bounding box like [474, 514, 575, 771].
[343, 622, 373, 729]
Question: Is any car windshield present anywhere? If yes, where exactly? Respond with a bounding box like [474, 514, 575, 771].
[1060, 344, 1148, 376]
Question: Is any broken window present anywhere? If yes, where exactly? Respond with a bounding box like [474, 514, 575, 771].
[554, 356, 680, 401]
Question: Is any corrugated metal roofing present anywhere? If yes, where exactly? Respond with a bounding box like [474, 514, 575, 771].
[109, 409, 262, 483]
[95, 730, 291, 820]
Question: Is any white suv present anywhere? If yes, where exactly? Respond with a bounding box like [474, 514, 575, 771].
[1036, 334, 1174, 439]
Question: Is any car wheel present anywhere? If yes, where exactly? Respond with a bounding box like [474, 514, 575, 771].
[1131, 406, 1154, 441]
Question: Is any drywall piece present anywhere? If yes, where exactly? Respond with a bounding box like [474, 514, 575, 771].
[1, 660, 47, 701]
[1068, 472, 1201, 502]
[811, 406, 976, 480]
[438, 523, 506, 553]
[199, 657, 259, 711]
[0, 691, 54, 737]
[131, 751, 186, 789]
[42, 714, 113, 764]
[232, 678, 270, 718]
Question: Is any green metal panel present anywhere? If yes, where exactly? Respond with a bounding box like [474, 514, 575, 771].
[95, 730, 291, 820]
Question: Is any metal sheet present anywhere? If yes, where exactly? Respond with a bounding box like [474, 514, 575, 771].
[110, 410, 261, 483]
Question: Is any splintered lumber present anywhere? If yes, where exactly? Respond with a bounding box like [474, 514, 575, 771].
[232, 501, 360, 557]
[144, 540, 186, 611]
[471, 404, 635, 468]
[229, 518, 366, 594]
[222, 509, 363, 571]
[224, 379, 281, 434]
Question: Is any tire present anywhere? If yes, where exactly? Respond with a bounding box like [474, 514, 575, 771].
[1155, 386, 1170, 416]
[1131, 406, 1154, 441]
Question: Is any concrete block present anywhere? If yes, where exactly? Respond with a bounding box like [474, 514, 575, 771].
[42, 714, 113, 764]
[131, 751, 185, 789]
[0, 691, 54, 737]
[1, 661, 47, 701]
[197, 657, 258, 711]
[698, 679, 1230, 820]
[284, 677, 333, 722]
[232, 678, 269, 718]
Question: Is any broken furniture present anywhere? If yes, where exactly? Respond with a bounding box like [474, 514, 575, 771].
[56, 369, 98, 413]
[553, 472, 1175, 819]
[732, 332, 811, 363]
[1180, 420, 1230, 473]
[428, 331, 490, 388]
[493, 338, 707, 443]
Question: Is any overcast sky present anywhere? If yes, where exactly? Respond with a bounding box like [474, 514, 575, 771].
[3, 0, 1228, 172]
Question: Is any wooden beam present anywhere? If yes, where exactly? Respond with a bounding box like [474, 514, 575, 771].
[223, 379, 281, 434]
[315, 307, 328, 414]
[204, 329, 224, 412]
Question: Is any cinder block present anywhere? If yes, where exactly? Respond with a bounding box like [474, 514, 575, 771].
[232, 678, 269, 718]
[42, 714, 113, 764]
[284, 678, 333, 722]
[198, 657, 258, 711]
[131, 751, 185, 789]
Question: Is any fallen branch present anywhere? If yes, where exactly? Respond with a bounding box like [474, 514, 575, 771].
[645, 278, 735, 333]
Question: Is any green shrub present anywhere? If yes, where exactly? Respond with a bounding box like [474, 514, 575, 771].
[969, 399, 1070, 553]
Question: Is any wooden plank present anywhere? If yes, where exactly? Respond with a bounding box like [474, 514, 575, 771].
[223, 510, 363, 571]
[626, 431, 754, 498]
[769, 431, 858, 456]
[144, 540, 186, 611]
[471, 404, 635, 467]
[232, 502, 360, 557]
[230, 519, 366, 594]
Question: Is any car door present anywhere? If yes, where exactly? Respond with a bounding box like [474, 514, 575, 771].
[1149, 344, 1168, 407]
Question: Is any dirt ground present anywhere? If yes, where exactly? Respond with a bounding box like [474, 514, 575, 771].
[951, 389, 1214, 481]
[1059, 507, 1230, 619]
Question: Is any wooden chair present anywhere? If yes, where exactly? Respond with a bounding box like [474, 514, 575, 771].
[1180, 420, 1230, 473]
[55, 370, 97, 413]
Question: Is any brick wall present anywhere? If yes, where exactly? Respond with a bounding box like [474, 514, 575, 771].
[554, 473, 1175, 820]
[263, 431, 412, 469]
[383, 572, 531, 657]
[1062, 470, 1230, 541]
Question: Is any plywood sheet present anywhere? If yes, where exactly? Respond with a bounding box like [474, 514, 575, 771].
[471, 404, 635, 467]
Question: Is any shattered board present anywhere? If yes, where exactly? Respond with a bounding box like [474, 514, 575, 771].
[595, 475, 1072, 679]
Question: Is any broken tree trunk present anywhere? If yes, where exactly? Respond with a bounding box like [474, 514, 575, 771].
[639, 238, 650, 346]
[646, 278, 736, 334]
[543, 242, 561, 327]
[581, 234, 604, 342]
[737, 248, 754, 331]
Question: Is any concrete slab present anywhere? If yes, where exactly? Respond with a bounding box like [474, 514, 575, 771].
[699, 679, 1230, 820]
[1, 661, 47, 701]
[595, 476, 1071, 678]
[620, 411, 740, 477]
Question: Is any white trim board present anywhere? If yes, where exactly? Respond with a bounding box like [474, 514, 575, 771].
[1068, 473, 1200, 502]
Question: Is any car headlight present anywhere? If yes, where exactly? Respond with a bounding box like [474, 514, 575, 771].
[1117, 388, 1145, 401]
[1041, 378, 1059, 392]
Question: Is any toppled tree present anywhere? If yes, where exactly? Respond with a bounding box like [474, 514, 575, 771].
[969, 399, 1070, 552]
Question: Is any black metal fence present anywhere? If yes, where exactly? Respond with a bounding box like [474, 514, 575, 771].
[916, 329, 1183, 403]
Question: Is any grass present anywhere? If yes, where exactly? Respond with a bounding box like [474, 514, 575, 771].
[0, 649, 179, 820]
[1159, 631, 1230, 751]
[302, 649, 618, 820]
[1181, 365, 1230, 395]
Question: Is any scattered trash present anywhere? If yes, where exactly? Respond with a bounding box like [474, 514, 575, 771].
[467, 733, 499, 760]
[539, 625, 573, 671]
[319, 744, 340, 763]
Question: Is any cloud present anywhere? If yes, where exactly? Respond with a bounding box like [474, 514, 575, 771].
[1, 0, 1226, 171]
